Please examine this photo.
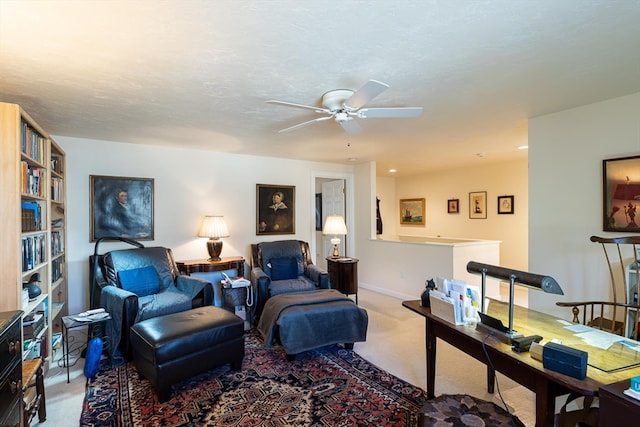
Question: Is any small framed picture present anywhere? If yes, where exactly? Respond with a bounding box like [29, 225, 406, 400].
[447, 199, 459, 214]
[400, 198, 425, 225]
[469, 191, 487, 219]
[498, 195, 515, 214]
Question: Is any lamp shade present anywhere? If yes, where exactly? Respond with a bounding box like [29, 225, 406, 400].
[322, 215, 347, 236]
[198, 216, 230, 239]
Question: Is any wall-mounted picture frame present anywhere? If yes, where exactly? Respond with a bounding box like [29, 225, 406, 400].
[90, 175, 154, 242]
[497, 195, 514, 214]
[469, 191, 487, 219]
[257, 184, 295, 235]
[315, 193, 322, 231]
[603, 155, 640, 232]
[400, 198, 425, 225]
[447, 198, 459, 214]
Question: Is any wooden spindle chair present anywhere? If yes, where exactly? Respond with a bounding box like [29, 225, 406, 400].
[556, 235, 640, 340]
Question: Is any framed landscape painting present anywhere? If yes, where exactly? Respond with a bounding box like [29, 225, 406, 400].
[90, 175, 154, 241]
[400, 198, 425, 225]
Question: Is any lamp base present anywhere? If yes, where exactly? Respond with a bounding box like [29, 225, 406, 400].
[207, 239, 223, 261]
[330, 236, 341, 257]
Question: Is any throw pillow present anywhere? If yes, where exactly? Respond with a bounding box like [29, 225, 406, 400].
[270, 257, 299, 281]
[117, 265, 160, 296]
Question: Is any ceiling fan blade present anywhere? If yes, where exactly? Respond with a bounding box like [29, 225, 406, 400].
[357, 107, 424, 118]
[344, 80, 389, 110]
[338, 117, 363, 135]
[278, 115, 333, 133]
[266, 99, 331, 114]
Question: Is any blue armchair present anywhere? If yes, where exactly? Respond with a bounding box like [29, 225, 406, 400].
[250, 240, 330, 320]
[98, 246, 213, 360]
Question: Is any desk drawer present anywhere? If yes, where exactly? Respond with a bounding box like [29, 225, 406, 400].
[0, 361, 22, 424]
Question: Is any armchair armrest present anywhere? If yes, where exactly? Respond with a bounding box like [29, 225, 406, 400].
[305, 264, 330, 289]
[251, 266, 271, 320]
[176, 275, 213, 306]
[100, 284, 138, 359]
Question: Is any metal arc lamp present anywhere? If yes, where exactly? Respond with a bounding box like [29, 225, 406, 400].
[322, 215, 347, 256]
[198, 216, 229, 261]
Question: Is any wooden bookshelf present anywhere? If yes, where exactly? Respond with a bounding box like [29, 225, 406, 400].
[0, 102, 68, 368]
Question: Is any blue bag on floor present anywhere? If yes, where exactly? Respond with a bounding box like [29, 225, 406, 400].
[84, 337, 103, 379]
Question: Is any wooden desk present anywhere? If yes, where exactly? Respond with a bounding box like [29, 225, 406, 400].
[402, 299, 640, 427]
[176, 256, 245, 277]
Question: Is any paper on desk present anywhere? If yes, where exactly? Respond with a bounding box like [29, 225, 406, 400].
[575, 329, 621, 350]
[564, 323, 592, 333]
[619, 339, 640, 353]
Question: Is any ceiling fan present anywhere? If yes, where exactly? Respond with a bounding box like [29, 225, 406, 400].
[266, 80, 423, 135]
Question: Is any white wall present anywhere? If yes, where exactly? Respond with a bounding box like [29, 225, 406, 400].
[57, 136, 353, 314]
[529, 92, 640, 318]
[376, 157, 529, 271]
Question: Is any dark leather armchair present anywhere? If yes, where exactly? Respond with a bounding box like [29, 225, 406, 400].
[97, 245, 213, 359]
[250, 240, 329, 320]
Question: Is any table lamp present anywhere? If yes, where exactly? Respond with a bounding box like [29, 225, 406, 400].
[323, 215, 347, 256]
[466, 261, 564, 343]
[198, 215, 229, 261]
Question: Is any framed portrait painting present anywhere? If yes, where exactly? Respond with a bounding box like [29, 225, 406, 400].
[257, 184, 295, 235]
[469, 191, 487, 219]
[603, 155, 640, 232]
[498, 195, 514, 214]
[90, 175, 154, 241]
[400, 198, 425, 225]
[447, 198, 459, 214]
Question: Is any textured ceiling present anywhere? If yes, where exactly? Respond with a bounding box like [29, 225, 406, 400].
[1, 0, 639, 176]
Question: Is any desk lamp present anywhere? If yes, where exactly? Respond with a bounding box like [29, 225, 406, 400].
[466, 261, 564, 343]
[198, 215, 230, 261]
[323, 215, 347, 257]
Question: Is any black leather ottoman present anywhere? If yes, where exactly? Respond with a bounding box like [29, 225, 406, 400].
[129, 306, 244, 402]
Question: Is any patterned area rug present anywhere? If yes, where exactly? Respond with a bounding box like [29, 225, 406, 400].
[80, 329, 428, 426]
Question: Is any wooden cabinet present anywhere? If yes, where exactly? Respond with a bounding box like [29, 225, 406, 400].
[326, 257, 359, 303]
[0, 102, 68, 367]
[600, 379, 640, 423]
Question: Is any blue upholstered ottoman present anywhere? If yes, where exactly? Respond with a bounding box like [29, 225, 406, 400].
[258, 289, 368, 358]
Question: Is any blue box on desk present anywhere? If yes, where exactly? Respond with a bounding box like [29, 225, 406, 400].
[631, 375, 640, 392]
[542, 342, 588, 380]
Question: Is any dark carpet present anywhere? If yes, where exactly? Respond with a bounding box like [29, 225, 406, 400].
[80, 329, 429, 426]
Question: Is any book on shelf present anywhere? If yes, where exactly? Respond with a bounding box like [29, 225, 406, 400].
[21, 201, 41, 231]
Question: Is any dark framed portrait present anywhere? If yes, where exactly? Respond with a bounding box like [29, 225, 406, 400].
[603, 155, 640, 232]
[256, 184, 295, 235]
[497, 195, 514, 214]
[90, 175, 154, 241]
[447, 198, 459, 214]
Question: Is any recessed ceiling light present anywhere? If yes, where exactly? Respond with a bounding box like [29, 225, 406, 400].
[518, 145, 528, 150]
[389, 168, 397, 173]
[348, 157, 358, 162]
[476, 152, 485, 158]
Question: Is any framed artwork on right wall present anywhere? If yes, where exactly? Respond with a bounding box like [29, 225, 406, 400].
[498, 195, 514, 214]
[603, 155, 640, 232]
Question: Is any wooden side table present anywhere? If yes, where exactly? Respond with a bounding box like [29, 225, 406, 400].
[176, 256, 245, 277]
[326, 257, 359, 304]
[22, 357, 46, 426]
